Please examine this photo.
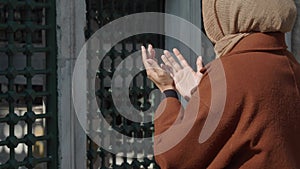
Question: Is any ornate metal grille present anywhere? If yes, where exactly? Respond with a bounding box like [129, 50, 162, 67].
[85, 0, 164, 168]
[0, 0, 57, 168]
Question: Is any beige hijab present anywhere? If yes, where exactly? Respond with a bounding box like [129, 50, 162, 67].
[202, 0, 297, 58]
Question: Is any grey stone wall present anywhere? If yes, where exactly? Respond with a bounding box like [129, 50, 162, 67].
[292, 1, 300, 62]
[56, 0, 87, 168]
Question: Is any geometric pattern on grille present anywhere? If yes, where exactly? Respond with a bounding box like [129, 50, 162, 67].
[85, 0, 164, 168]
[0, 0, 57, 168]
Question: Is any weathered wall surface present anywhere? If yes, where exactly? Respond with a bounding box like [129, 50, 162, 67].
[56, 0, 87, 168]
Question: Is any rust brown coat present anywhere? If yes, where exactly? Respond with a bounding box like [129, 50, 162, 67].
[154, 33, 300, 169]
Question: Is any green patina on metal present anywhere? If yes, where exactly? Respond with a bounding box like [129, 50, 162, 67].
[85, 0, 164, 168]
[0, 0, 57, 168]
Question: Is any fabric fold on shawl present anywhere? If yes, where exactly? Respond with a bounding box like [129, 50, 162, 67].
[202, 0, 297, 58]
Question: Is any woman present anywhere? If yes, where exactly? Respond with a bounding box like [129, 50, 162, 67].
[142, 0, 300, 168]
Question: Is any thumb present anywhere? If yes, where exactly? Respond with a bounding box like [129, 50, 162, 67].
[196, 56, 203, 72]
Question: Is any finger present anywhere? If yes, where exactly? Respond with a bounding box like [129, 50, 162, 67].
[163, 50, 182, 72]
[173, 48, 190, 68]
[196, 56, 204, 72]
[161, 54, 177, 73]
[141, 46, 148, 65]
[148, 44, 156, 60]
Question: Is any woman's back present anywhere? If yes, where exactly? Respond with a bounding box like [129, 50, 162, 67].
[154, 32, 300, 169]
[210, 32, 300, 168]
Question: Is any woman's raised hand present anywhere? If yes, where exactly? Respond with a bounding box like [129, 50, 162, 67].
[141, 45, 175, 92]
[161, 48, 204, 100]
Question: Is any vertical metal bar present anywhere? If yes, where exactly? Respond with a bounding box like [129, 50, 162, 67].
[7, 3, 16, 165]
[85, 0, 94, 167]
[24, 5, 34, 166]
[45, 0, 58, 168]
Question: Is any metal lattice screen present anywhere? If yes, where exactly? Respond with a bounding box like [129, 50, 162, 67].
[85, 0, 164, 168]
[0, 0, 57, 168]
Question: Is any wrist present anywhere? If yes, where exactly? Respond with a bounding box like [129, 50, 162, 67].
[160, 85, 176, 93]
